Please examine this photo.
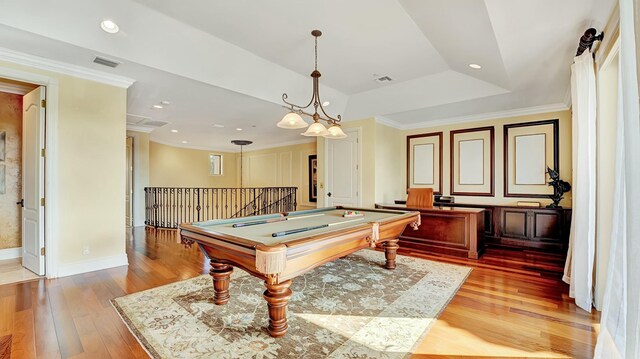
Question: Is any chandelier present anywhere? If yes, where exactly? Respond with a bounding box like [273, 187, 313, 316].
[277, 30, 347, 139]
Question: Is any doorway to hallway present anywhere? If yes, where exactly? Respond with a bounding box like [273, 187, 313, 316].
[0, 78, 46, 283]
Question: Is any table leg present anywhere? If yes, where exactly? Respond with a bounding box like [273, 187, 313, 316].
[263, 279, 292, 337]
[383, 239, 399, 270]
[210, 261, 233, 305]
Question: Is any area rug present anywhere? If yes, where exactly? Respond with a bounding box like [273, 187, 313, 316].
[112, 250, 471, 358]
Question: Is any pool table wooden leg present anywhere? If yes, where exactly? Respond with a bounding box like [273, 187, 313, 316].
[210, 261, 233, 305]
[263, 279, 292, 337]
[383, 239, 400, 270]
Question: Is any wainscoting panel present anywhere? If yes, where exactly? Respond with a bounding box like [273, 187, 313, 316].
[279, 152, 293, 186]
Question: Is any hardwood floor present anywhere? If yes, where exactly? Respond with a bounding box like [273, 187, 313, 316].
[0, 227, 599, 358]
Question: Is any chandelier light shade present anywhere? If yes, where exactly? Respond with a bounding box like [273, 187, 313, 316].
[277, 111, 308, 129]
[302, 122, 330, 137]
[326, 125, 347, 139]
[278, 29, 347, 139]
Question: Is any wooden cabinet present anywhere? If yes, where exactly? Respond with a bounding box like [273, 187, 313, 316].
[423, 202, 570, 253]
[497, 207, 568, 251]
[376, 204, 486, 259]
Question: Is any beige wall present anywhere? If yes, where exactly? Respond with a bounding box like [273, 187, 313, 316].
[0, 92, 22, 250]
[149, 141, 238, 188]
[242, 141, 317, 210]
[317, 111, 571, 209]
[147, 140, 317, 210]
[402, 110, 573, 207]
[375, 122, 404, 204]
[127, 131, 150, 227]
[55, 75, 127, 266]
[0, 59, 129, 271]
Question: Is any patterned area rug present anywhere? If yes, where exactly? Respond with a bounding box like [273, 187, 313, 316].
[112, 250, 471, 358]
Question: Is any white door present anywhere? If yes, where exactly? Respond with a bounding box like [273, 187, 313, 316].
[21, 86, 46, 275]
[326, 128, 360, 207]
[126, 136, 133, 227]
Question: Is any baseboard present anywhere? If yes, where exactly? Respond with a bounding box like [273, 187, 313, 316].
[57, 253, 129, 278]
[0, 247, 22, 260]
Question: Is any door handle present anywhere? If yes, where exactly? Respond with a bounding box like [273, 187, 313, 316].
[327, 192, 332, 197]
[16, 199, 24, 207]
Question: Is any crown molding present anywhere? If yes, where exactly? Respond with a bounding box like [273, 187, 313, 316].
[150, 137, 236, 153]
[244, 138, 316, 152]
[374, 116, 404, 129]
[149, 137, 316, 153]
[126, 124, 154, 133]
[0, 47, 135, 88]
[0, 82, 33, 95]
[394, 103, 571, 130]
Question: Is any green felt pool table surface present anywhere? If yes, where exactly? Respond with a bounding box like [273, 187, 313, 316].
[191, 207, 411, 246]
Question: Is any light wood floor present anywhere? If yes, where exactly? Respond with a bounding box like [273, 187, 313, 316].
[0, 227, 599, 358]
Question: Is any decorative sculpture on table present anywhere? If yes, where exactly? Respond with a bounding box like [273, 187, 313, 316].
[546, 167, 571, 208]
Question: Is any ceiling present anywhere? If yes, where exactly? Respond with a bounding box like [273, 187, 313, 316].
[0, 0, 615, 151]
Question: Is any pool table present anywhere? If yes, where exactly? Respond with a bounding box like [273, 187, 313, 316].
[179, 206, 420, 337]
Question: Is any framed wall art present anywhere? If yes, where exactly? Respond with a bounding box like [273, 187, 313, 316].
[406, 132, 442, 194]
[0, 131, 5, 161]
[450, 126, 495, 196]
[504, 119, 559, 197]
[308, 154, 317, 202]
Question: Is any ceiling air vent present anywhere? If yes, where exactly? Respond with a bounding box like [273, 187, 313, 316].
[93, 56, 121, 68]
[141, 120, 169, 128]
[374, 75, 393, 84]
[126, 113, 151, 125]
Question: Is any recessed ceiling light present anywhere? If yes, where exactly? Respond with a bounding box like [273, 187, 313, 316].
[100, 20, 119, 34]
[213, 124, 225, 128]
[160, 100, 171, 105]
[236, 128, 243, 131]
[469, 63, 482, 69]
[181, 140, 188, 144]
[153, 105, 163, 109]
[171, 129, 178, 133]
[322, 101, 330, 107]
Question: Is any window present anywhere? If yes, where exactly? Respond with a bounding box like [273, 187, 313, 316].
[209, 154, 223, 176]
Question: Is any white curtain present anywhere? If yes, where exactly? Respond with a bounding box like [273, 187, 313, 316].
[564, 49, 597, 312]
[595, 0, 640, 357]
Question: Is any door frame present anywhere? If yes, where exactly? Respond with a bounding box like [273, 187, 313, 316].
[323, 126, 363, 207]
[126, 136, 134, 227]
[0, 65, 59, 279]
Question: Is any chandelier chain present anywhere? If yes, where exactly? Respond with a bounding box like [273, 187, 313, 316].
[315, 35, 318, 71]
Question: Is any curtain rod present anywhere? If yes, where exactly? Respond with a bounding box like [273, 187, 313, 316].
[576, 28, 604, 56]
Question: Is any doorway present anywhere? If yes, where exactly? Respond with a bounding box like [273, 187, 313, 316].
[0, 78, 46, 284]
[325, 127, 361, 206]
[126, 136, 133, 227]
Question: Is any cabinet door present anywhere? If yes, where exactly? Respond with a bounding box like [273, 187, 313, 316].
[501, 209, 529, 239]
[531, 211, 562, 241]
[483, 208, 494, 237]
